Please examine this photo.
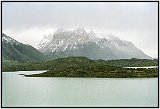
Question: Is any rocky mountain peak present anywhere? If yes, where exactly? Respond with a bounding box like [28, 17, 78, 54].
[37, 28, 151, 60]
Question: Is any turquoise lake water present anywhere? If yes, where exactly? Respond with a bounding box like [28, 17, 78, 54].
[2, 70, 158, 107]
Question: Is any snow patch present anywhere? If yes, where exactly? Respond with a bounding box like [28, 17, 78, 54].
[2, 35, 20, 45]
[37, 39, 50, 49]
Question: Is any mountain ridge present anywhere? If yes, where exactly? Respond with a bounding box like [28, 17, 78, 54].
[37, 28, 151, 60]
[2, 33, 47, 63]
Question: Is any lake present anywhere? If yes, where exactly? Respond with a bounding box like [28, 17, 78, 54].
[2, 70, 158, 107]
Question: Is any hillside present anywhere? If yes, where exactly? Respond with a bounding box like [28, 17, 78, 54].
[2, 33, 47, 63]
[2, 56, 158, 78]
[24, 57, 158, 78]
[2, 56, 158, 72]
[96, 58, 158, 67]
[2, 56, 95, 71]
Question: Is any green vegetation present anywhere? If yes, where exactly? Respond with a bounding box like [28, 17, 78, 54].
[2, 56, 94, 72]
[25, 65, 158, 78]
[2, 56, 158, 78]
[2, 57, 158, 72]
[97, 58, 158, 67]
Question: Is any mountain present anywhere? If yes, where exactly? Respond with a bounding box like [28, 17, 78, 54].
[37, 28, 151, 60]
[2, 33, 46, 62]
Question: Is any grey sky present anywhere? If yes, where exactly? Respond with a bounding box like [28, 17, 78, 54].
[2, 2, 158, 58]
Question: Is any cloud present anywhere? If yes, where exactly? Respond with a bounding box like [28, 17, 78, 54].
[3, 27, 56, 47]
[2, 2, 158, 58]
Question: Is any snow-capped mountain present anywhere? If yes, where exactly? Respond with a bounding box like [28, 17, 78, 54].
[2, 33, 21, 45]
[37, 28, 151, 60]
[37, 28, 98, 52]
[2, 33, 46, 62]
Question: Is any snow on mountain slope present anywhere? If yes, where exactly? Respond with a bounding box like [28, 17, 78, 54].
[2, 33, 46, 62]
[37, 28, 151, 60]
[2, 33, 21, 45]
[38, 28, 97, 52]
[37, 34, 53, 50]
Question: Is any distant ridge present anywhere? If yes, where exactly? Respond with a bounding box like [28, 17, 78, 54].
[37, 28, 151, 60]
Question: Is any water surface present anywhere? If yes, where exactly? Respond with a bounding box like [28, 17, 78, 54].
[2, 71, 158, 107]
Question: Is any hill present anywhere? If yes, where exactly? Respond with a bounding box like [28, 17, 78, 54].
[2, 56, 158, 78]
[2, 33, 47, 63]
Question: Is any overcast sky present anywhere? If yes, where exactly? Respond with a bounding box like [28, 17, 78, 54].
[2, 2, 158, 58]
